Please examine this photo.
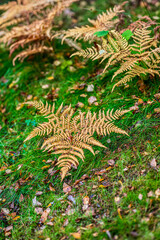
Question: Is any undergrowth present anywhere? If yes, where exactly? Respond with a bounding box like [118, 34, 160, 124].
[0, 0, 160, 239]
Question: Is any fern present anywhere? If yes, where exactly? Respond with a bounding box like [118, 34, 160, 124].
[0, 0, 78, 64]
[23, 101, 129, 180]
[0, 0, 57, 29]
[54, 2, 127, 43]
[72, 26, 160, 91]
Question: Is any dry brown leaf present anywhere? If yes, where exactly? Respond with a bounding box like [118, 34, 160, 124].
[88, 96, 97, 105]
[154, 93, 160, 99]
[154, 108, 160, 113]
[70, 232, 81, 239]
[108, 159, 115, 166]
[13, 216, 20, 221]
[82, 196, 89, 211]
[150, 158, 157, 168]
[63, 183, 71, 193]
[32, 196, 42, 207]
[138, 194, 143, 200]
[5, 226, 13, 232]
[47, 76, 54, 80]
[40, 208, 51, 223]
[49, 184, 55, 192]
[35, 207, 43, 215]
[41, 165, 50, 170]
[19, 194, 24, 202]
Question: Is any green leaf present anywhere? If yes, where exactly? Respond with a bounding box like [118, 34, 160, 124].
[94, 30, 109, 37]
[122, 30, 133, 40]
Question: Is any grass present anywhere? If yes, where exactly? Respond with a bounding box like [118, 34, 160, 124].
[0, 0, 160, 239]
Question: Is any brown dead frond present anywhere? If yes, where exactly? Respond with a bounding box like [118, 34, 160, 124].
[23, 101, 129, 180]
[55, 2, 127, 43]
[120, 16, 157, 33]
[0, 0, 56, 29]
[72, 26, 160, 91]
[0, 0, 78, 64]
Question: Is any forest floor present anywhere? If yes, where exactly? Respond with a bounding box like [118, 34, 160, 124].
[0, 0, 160, 239]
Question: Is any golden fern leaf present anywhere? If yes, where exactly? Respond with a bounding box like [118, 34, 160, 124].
[112, 64, 160, 92]
[0, 1, 17, 11]
[23, 101, 129, 180]
[72, 30, 130, 73]
[12, 45, 53, 65]
[111, 58, 139, 81]
[120, 16, 157, 34]
[111, 27, 160, 90]
[60, 2, 126, 43]
[72, 25, 160, 91]
[0, 0, 60, 29]
[71, 44, 102, 59]
[0, 0, 78, 64]
[131, 27, 157, 54]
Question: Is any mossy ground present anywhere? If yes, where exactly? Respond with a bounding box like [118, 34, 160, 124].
[0, 1, 160, 239]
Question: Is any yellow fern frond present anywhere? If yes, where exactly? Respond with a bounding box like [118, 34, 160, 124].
[60, 2, 126, 42]
[13, 45, 53, 65]
[112, 64, 160, 91]
[72, 30, 130, 73]
[72, 25, 160, 91]
[0, 0, 79, 64]
[23, 101, 129, 180]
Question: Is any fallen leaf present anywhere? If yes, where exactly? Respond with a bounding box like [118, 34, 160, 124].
[147, 191, 155, 197]
[93, 233, 98, 237]
[40, 208, 51, 223]
[115, 196, 121, 204]
[80, 94, 87, 97]
[35, 207, 43, 215]
[154, 93, 160, 99]
[5, 169, 12, 174]
[154, 108, 160, 113]
[150, 158, 157, 168]
[76, 102, 84, 108]
[108, 159, 115, 166]
[68, 195, 76, 204]
[155, 188, 160, 198]
[87, 84, 94, 92]
[42, 84, 49, 89]
[47, 76, 54, 80]
[130, 105, 139, 111]
[63, 183, 71, 193]
[85, 207, 95, 216]
[13, 216, 20, 221]
[41, 165, 50, 170]
[138, 194, 143, 200]
[32, 196, 42, 207]
[49, 184, 55, 192]
[5, 226, 13, 232]
[117, 208, 122, 219]
[63, 218, 69, 227]
[83, 196, 89, 205]
[88, 96, 97, 105]
[70, 232, 81, 239]
[95, 169, 106, 175]
[46, 221, 54, 226]
[35, 191, 43, 196]
[19, 194, 24, 202]
[101, 181, 111, 188]
[2, 208, 10, 215]
[137, 98, 144, 104]
[82, 196, 89, 211]
[27, 95, 32, 100]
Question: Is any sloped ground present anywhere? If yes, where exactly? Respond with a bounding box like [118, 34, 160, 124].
[0, 1, 160, 239]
